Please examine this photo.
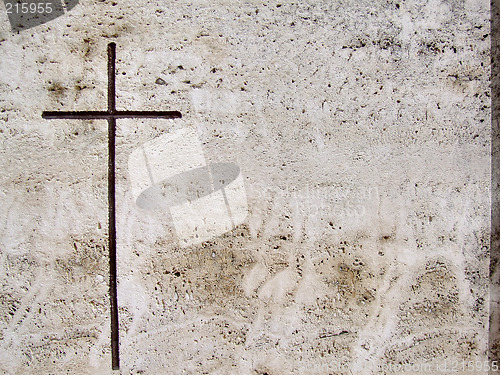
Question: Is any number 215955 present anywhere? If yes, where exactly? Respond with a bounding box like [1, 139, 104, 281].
[5, 2, 53, 14]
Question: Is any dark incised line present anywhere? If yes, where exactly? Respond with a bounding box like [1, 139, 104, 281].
[107, 42, 120, 371]
[42, 111, 182, 119]
[108, 43, 116, 115]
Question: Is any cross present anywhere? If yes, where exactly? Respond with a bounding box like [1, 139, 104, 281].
[42, 42, 182, 370]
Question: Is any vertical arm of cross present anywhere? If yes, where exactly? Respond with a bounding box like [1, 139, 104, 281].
[107, 42, 120, 370]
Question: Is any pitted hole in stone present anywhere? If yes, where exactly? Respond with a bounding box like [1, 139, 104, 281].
[136, 162, 240, 210]
[63, 0, 79, 11]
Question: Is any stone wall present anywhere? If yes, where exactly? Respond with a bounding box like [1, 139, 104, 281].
[0, 0, 492, 374]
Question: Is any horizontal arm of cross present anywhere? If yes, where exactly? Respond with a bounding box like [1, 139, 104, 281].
[42, 110, 182, 120]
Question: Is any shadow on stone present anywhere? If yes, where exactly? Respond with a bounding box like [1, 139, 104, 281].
[3, 0, 77, 32]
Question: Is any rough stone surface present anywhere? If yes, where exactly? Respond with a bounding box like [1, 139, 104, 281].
[0, 0, 492, 374]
